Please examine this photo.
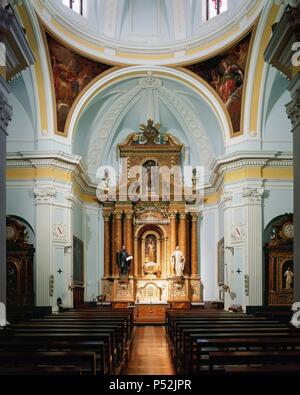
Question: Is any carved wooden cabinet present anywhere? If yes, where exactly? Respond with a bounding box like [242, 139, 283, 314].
[265, 214, 293, 306]
[6, 217, 35, 307]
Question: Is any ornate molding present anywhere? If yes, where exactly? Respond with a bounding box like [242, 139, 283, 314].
[242, 187, 264, 203]
[34, 187, 56, 202]
[87, 85, 143, 173]
[159, 86, 213, 168]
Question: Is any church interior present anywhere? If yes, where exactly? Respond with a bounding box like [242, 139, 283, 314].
[0, 0, 299, 379]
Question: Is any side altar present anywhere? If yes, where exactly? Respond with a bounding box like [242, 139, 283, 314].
[100, 120, 202, 314]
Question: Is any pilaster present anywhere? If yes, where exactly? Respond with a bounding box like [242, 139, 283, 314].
[0, 77, 11, 318]
[34, 187, 56, 308]
[286, 76, 300, 301]
[243, 187, 264, 306]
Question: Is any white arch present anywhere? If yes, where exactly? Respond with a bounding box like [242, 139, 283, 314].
[68, 66, 230, 147]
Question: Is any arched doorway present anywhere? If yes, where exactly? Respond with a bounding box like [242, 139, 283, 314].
[6, 216, 35, 307]
[264, 213, 293, 306]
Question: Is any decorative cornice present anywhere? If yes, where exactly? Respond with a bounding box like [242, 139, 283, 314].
[7, 150, 293, 206]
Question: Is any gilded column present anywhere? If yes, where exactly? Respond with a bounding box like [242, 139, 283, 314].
[178, 211, 187, 263]
[191, 212, 199, 276]
[125, 210, 134, 276]
[134, 236, 139, 277]
[114, 210, 123, 276]
[170, 211, 177, 254]
[103, 212, 111, 277]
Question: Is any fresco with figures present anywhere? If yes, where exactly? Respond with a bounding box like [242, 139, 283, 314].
[186, 33, 252, 134]
[46, 34, 112, 133]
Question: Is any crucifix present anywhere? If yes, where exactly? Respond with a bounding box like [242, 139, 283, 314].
[236, 268, 242, 275]
[57, 268, 63, 275]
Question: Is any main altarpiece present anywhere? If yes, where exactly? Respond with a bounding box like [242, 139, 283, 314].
[101, 121, 201, 313]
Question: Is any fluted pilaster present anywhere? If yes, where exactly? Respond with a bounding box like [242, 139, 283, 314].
[34, 187, 56, 307]
[243, 187, 264, 306]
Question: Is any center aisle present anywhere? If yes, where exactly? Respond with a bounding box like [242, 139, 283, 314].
[124, 326, 175, 375]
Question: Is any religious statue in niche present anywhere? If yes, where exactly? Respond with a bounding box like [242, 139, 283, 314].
[283, 262, 294, 290]
[170, 246, 185, 277]
[116, 245, 133, 277]
[143, 235, 160, 277]
[145, 235, 157, 263]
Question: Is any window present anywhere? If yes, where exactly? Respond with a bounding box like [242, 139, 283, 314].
[206, 0, 228, 20]
[63, 0, 84, 16]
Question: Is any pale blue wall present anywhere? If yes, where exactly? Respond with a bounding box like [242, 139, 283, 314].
[6, 188, 35, 231]
[84, 207, 101, 300]
[263, 187, 293, 229]
[200, 209, 218, 301]
[73, 202, 83, 240]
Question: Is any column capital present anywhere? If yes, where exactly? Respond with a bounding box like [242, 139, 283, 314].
[220, 191, 233, 208]
[102, 212, 111, 221]
[190, 212, 199, 221]
[114, 210, 123, 219]
[179, 211, 186, 219]
[286, 89, 300, 132]
[125, 210, 134, 219]
[170, 210, 177, 219]
[242, 187, 264, 203]
[34, 187, 56, 202]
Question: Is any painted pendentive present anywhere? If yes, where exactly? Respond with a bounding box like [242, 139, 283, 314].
[46, 34, 112, 133]
[186, 33, 252, 134]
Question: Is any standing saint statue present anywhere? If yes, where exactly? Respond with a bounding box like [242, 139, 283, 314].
[116, 245, 133, 276]
[170, 246, 185, 277]
[284, 267, 294, 290]
[146, 236, 156, 263]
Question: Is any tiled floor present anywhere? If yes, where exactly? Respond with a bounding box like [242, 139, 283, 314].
[125, 325, 175, 375]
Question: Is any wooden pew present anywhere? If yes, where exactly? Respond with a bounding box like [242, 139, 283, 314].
[0, 351, 96, 375]
[209, 350, 300, 371]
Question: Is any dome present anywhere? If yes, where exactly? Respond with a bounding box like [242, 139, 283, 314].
[33, 0, 263, 65]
